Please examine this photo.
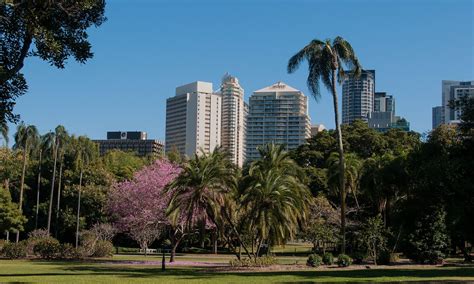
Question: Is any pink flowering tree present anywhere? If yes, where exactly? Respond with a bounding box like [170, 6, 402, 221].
[107, 159, 181, 256]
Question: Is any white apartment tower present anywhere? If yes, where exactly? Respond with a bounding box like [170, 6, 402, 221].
[246, 82, 311, 162]
[220, 73, 246, 167]
[441, 80, 474, 124]
[165, 81, 222, 157]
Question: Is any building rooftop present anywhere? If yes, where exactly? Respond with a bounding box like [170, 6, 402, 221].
[254, 81, 300, 93]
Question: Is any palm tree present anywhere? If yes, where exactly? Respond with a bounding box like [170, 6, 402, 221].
[34, 144, 43, 229]
[45, 125, 68, 233]
[327, 152, 363, 209]
[167, 148, 252, 259]
[288, 36, 362, 252]
[13, 123, 39, 242]
[240, 144, 311, 257]
[74, 136, 96, 248]
[1, 121, 8, 146]
[55, 136, 69, 238]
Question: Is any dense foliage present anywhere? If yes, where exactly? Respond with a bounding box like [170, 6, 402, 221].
[0, 99, 472, 264]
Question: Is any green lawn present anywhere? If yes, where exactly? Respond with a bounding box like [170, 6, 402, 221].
[0, 255, 473, 283]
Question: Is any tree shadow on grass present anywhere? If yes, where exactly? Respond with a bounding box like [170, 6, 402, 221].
[57, 265, 474, 281]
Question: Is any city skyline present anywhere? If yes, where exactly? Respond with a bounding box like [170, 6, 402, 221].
[7, 0, 474, 142]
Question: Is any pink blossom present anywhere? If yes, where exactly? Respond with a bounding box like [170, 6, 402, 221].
[107, 159, 181, 249]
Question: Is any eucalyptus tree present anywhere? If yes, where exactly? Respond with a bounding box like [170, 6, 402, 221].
[288, 36, 362, 252]
[13, 122, 39, 241]
[240, 144, 311, 257]
[45, 125, 68, 233]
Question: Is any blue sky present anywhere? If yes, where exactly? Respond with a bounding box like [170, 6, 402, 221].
[10, 0, 474, 141]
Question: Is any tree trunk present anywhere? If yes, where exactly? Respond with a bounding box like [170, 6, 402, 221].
[35, 151, 42, 229]
[199, 222, 205, 249]
[47, 141, 59, 233]
[170, 233, 184, 263]
[212, 228, 218, 254]
[55, 162, 63, 238]
[16, 143, 28, 243]
[222, 209, 252, 259]
[331, 69, 346, 254]
[75, 169, 83, 248]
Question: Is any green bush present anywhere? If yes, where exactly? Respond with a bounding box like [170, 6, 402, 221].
[33, 238, 61, 259]
[337, 254, 352, 267]
[352, 251, 367, 264]
[306, 254, 322, 267]
[421, 251, 444, 265]
[377, 251, 399, 265]
[92, 240, 114, 257]
[2, 241, 27, 259]
[59, 243, 82, 259]
[322, 252, 334, 265]
[26, 229, 52, 255]
[229, 256, 276, 267]
[79, 230, 97, 257]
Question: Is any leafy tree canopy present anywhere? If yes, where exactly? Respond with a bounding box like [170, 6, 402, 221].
[0, 0, 106, 123]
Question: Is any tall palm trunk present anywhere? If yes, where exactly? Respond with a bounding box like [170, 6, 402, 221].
[55, 162, 63, 238]
[35, 151, 42, 229]
[16, 144, 28, 243]
[222, 209, 252, 259]
[331, 69, 346, 253]
[75, 168, 83, 248]
[47, 140, 59, 233]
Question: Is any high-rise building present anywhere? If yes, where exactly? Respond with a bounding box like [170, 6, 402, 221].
[220, 73, 246, 167]
[432, 106, 443, 129]
[441, 80, 474, 124]
[246, 82, 311, 162]
[374, 92, 395, 113]
[165, 81, 222, 157]
[342, 70, 375, 124]
[94, 131, 164, 157]
[368, 92, 410, 132]
[310, 124, 326, 136]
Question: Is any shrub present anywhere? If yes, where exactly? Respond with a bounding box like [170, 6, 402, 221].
[377, 251, 400, 265]
[421, 251, 444, 265]
[2, 241, 27, 259]
[0, 239, 6, 252]
[229, 256, 276, 267]
[28, 229, 51, 239]
[92, 240, 114, 257]
[352, 251, 367, 264]
[322, 252, 334, 265]
[306, 254, 322, 267]
[337, 254, 352, 267]
[91, 223, 116, 241]
[59, 243, 83, 259]
[33, 238, 61, 259]
[79, 230, 97, 257]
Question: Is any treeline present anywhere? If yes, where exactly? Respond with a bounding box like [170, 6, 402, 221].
[1, 98, 473, 265]
[0, 125, 150, 245]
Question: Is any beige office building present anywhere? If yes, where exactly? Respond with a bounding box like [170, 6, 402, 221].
[165, 81, 221, 157]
